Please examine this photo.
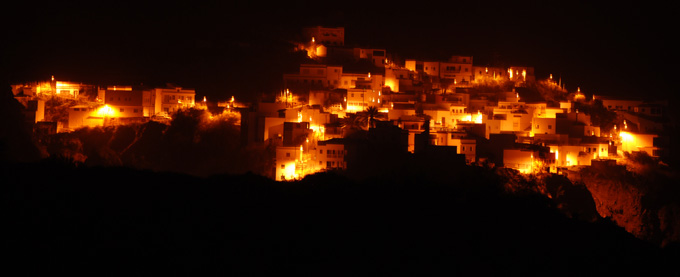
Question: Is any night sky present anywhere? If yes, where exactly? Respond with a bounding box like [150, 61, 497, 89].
[3, 1, 677, 102]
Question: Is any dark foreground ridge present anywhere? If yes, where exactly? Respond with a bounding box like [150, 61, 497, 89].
[3, 161, 678, 276]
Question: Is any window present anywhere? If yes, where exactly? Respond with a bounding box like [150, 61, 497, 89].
[120, 108, 124, 112]
[548, 125, 552, 129]
[281, 164, 285, 169]
[286, 152, 290, 157]
[319, 161, 322, 165]
[134, 109, 138, 113]
[327, 161, 332, 167]
[536, 125, 540, 129]
[320, 150, 323, 154]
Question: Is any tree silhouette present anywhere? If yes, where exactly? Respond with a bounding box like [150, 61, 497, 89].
[365, 106, 379, 129]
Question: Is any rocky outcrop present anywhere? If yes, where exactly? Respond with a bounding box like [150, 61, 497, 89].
[569, 161, 680, 247]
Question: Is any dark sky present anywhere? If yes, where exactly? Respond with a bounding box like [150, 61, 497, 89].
[3, 1, 677, 102]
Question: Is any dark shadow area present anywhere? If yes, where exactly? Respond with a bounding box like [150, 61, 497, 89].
[3, 160, 678, 276]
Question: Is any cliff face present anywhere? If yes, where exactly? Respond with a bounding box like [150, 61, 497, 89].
[570, 161, 680, 247]
[499, 169, 600, 222]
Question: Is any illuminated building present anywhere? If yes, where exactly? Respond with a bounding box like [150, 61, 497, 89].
[314, 139, 347, 171]
[302, 26, 344, 46]
[345, 88, 381, 113]
[472, 66, 508, 82]
[101, 87, 147, 121]
[384, 67, 415, 92]
[405, 56, 473, 87]
[507, 66, 535, 85]
[283, 64, 343, 91]
[151, 87, 196, 117]
[276, 146, 303, 181]
[67, 105, 105, 130]
[504, 147, 555, 174]
[619, 131, 658, 157]
[531, 117, 557, 136]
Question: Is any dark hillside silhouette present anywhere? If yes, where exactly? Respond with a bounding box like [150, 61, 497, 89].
[3, 161, 678, 275]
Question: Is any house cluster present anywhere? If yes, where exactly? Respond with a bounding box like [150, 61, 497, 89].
[11, 26, 670, 180]
[11, 78, 207, 132]
[242, 26, 670, 180]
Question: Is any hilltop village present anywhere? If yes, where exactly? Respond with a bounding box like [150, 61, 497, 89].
[11, 26, 672, 181]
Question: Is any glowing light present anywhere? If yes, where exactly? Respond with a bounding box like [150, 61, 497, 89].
[550, 74, 553, 80]
[231, 96, 235, 102]
[368, 72, 371, 78]
[620, 131, 633, 142]
[203, 96, 207, 102]
[97, 105, 114, 117]
[474, 111, 483, 124]
[311, 37, 315, 43]
[522, 69, 526, 80]
[508, 69, 513, 79]
[297, 111, 302, 123]
[485, 67, 488, 73]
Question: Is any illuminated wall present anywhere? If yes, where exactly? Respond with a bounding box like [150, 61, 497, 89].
[67, 105, 105, 130]
[276, 146, 301, 181]
[472, 66, 507, 82]
[152, 87, 196, 116]
[55, 81, 80, 98]
[532, 117, 556, 135]
[346, 88, 381, 112]
[620, 131, 657, 156]
[314, 142, 346, 171]
[503, 149, 534, 174]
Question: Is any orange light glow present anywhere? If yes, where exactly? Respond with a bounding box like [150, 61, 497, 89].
[97, 105, 114, 117]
